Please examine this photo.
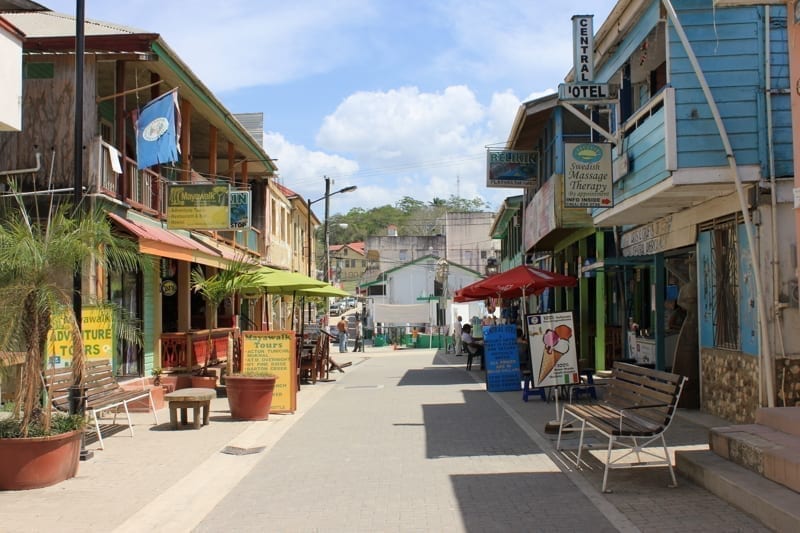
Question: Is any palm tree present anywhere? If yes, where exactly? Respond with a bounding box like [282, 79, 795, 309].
[0, 196, 144, 437]
[190, 257, 262, 375]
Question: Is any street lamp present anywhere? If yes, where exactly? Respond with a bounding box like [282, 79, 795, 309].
[306, 176, 357, 280]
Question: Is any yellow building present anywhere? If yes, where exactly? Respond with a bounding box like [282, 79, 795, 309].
[329, 242, 366, 292]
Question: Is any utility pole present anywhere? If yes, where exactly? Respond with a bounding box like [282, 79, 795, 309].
[323, 176, 331, 283]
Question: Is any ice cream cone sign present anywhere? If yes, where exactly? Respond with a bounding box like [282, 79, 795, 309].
[537, 325, 573, 384]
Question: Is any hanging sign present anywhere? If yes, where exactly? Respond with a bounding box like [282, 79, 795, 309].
[241, 330, 297, 413]
[229, 190, 251, 229]
[564, 142, 613, 208]
[486, 149, 538, 189]
[167, 184, 230, 230]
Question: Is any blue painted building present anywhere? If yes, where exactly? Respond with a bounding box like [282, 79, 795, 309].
[505, 0, 798, 421]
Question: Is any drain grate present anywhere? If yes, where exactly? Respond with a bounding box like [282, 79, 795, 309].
[342, 384, 383, 390]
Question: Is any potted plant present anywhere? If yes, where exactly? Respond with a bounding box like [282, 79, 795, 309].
[189, 260, 254, 390]
[0, 191, 146, 490]
[190, 259, 277, 420]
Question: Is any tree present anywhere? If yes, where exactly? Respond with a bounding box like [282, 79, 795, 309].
[0, 195, 145, 437]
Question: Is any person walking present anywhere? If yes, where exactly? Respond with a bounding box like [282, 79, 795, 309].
[354, 320, 365, 352]
[454, 315, 463, 356]
[336, 317, 348, 353]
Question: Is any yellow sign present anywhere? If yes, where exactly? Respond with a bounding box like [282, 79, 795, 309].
[241, 330, 297, 413]
[47, 306, 114, 368]
[166, 184, 230, 230]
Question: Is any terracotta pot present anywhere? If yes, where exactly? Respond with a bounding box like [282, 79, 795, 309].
[0, 429, 82, 490]
[191, 375, 217, 390]
[225, 375, 277, 420]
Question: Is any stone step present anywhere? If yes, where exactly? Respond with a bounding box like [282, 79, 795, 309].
[676, 449, 800, 533]
[756, 407, 800, 438]
[710, 422, 800, 494]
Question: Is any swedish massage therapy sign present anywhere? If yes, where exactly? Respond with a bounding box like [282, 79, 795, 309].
[526, 312, 579, 388]
[241, 330, 297, 413]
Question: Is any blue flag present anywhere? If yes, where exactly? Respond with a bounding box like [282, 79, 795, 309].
[135, 89, 180, 169]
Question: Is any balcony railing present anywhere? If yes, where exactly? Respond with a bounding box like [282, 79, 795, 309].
[159, 328, 237, 370]
[93, 137, 265, 256]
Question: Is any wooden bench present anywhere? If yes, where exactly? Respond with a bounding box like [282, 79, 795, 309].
[556, 362, 687, 493]
[44, 360, 159, 450]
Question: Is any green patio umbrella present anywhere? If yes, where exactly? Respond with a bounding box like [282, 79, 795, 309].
[248, 267, 327, 330]
[249, 267, 327, 294]
[296, 285, 349, 298]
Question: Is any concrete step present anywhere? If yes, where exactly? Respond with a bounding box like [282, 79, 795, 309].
[676, 449, 800, 533]
[710, 422, 800, 494]
[756, 407, 800, 438]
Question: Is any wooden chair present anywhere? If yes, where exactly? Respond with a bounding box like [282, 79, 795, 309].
[299, 335, 324, 385]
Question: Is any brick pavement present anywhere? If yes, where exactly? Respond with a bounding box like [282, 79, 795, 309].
[0, 345, 771, 532]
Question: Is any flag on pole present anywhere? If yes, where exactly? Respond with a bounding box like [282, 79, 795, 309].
[135, 89, 180, 169]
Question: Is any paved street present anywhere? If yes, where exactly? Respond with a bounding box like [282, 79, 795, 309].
[0, 346, 769, 532]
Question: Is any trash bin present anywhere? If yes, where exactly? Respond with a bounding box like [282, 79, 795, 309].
[374, 334, 386, 347]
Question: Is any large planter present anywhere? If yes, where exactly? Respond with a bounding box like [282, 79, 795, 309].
[225, 375, 277, 420]
[0, 429, 82, 490]
[191, 375, 217, 390]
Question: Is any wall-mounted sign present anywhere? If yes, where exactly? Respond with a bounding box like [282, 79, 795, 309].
[229, 190, 251, 229]
[47, 306, 114, 368]
[558, 83, 618, 102]
[486, 149, 538, 189]
[564, 142, 613, 208]
[167, 184, 230, 230]
[572, 15, 594, 82]
[160, 279, 178, 296]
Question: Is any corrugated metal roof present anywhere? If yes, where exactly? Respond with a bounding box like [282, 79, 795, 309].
[2, 10, 148, 37]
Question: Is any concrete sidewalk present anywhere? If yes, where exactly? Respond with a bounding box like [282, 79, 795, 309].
[0, 345, 775, 531]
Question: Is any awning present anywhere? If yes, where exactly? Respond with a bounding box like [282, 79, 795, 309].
[108, 212, 232, 268]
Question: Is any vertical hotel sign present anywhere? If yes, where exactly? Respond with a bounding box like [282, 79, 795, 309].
[167, 184, 230, 230]
[564, 142, 613, 208]
[486, 149, 538, 189]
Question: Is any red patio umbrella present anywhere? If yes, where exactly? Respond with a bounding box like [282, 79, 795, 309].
[456, 265, 578, 303]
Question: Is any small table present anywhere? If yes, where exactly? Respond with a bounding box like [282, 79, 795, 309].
[164, 388, 216, 429]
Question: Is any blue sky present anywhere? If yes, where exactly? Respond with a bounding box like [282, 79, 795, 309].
[43, 0, 618, 216]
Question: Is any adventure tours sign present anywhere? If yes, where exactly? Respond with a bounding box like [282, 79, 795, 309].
[564, 142, 613, 208]
[47, 306, 114, 368]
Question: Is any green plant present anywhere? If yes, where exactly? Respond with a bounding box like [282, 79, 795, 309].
[150, 367, 162, 385]
[190, 256, 262, 376]
[0, 410, 85, 438]
[0, 185, 147, 438]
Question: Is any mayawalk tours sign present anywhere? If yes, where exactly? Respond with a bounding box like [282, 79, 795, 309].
[167, 184, 231, 230]
[564, 142, 613, 208]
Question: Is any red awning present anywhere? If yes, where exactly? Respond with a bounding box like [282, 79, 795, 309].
[108, 212, 234, 268]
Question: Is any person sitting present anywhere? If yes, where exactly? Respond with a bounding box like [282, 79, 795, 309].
[461, 323, 485, 371]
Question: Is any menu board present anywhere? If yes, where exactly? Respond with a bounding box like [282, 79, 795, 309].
[241, 330, 297, 413]
[483, 324, 521, 392]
